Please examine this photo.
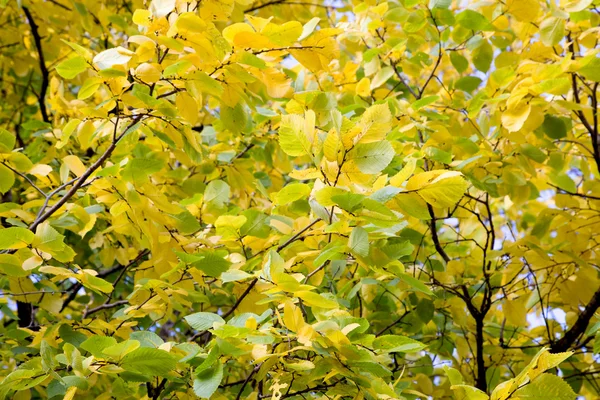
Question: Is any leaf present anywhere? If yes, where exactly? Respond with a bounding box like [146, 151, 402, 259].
[295, 291, 338, 309]
[80, 336, 118, 357]
[450, 52, 469, 73]
[542, 115, 567, 139]
[193, 362, 223, 398]
[456, 10, 491, 30]
[399, 273, 435, 296]
[121, 348, 177, 377]
[512, 373, 576, 399]
[55, 56, 87, 79]
[539, 18, 565, 47]
[0, 227, 34, 250]
[93, 47, 134, 69]
[204, 180, 230, 206]
[299, 17, 320, 41]
[129, 331, 164, 348]
[150, 0, 176, 17]
[521, 144, 547, 163]
[0, 254, 27, 277]
[451, 385, 490, 400]
[0, 129, 16, 152]
[33, 222, 66, 253]
[348, 226, 369, 257]
[81, 273, 114, 294]
[408, 171, 469, 208]
[185, 312, 225, 330]
[373, 335, 426, 353]
[122, 158, 164, 182]
[473, 41, 493, 73]
[0, 164, 14, 194]
[275, 183, 311, 205]
[279, 112, 314, 157]
[412, 95, 439, 110]
[349, 141, 395, 174]
[358, 103, 392, 142]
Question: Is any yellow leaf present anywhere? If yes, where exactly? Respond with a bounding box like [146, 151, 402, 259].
[408, 171, 469, 208]
[390, 158, 417, 187]
[176, 92, 199, 124]
[262, 21, 302, 46]
[501, 102, 531, 132]
[135, 63, 161, 84]
[283, 301, 304, 332]
[63, 155, 87, 177]
[132, 9, 152, 26]
[355, 77, 370, 97]
[279, 112, 314, 157]
[506, 0, 541, 22]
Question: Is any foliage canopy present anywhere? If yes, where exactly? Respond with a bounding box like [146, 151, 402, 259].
[0, 0, 599, 399]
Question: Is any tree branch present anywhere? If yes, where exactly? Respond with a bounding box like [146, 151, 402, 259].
[551, 286, 600, 353]
[23, 7, 50, 123]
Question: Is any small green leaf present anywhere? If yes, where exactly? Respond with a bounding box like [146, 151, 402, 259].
[513, 373, 576, 399]
[0, 227, 34, 250]
[0, 129, 15, 152]
[120, 348, 177, 377]
[56, 56, 88, 79]
[539, 17, 565, 47]
[80, 336, 118, 358]
[348, 226, 369, 257]
[185, 312, 225, 331]
[373, 335, 426, 353]
[349, 141, 395, 174]
[193, 361, 223, 398]
[0, 164, 15, 194]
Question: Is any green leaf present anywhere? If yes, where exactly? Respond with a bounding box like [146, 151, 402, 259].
[579, 56, 600, 82]
[349, 140, 395, 174]
[122, 158, 164, 182]
[0, 254, 28, 277]
[521, 144, 547, 163]
[0, 163, 15, 194]
[539, 17, 565, 47]
[0, 227, 35, 250]
[296, 291, 338, 309]
[40, 340, 57, 371]
[455, 76, 482, 93]
[170, 210, 201, 235]
[412, 95, 439, 110]
[348, 226, 369, 257]
[275, 183, 311, 205]
[193, 361, 223, 398]
[82, 273, 114, 294]
[192, 251, 231, 277]
[120, 348, 177, 377]
[450, 52, 469, 73]
[399, 273, 434, 296]
[513, 373, 576, 399]
[56, 56, 88, 79]
[80, 336, 118, 358]
[0, 129, 15, 152]
[473, 41, 493, 73]
[456, 10, 491, 30]
[373, 335, 426, 353]
[185, 312, 225, 330]
[130, 331, 165, 348]
[450, 384, 489, 400]
[33, 223, 66, 253]
[204, 180, 230, 206]
[542, 115, 567, 139]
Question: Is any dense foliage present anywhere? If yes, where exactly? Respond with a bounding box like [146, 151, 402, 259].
[0, 0, 599, 399]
